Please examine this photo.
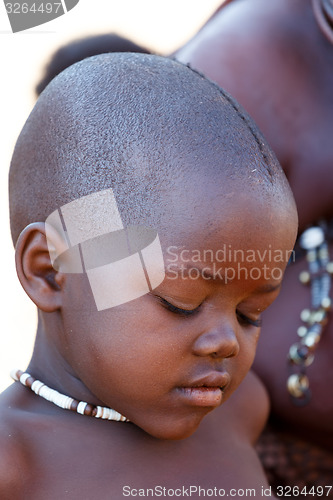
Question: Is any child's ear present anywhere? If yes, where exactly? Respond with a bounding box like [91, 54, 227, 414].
[15, 222, 65, 312]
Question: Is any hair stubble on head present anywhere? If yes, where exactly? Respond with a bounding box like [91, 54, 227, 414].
[9, 53, 292, 245]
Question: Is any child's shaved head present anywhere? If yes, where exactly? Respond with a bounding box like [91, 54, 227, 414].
[9, 53, 292, 244]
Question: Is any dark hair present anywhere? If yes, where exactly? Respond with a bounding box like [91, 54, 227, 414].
[36, 33, 151, 95]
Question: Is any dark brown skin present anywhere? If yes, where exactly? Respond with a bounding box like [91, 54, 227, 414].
[0, 372, 270, 499]
[0, 183, 296, 498]
[176, 0, 333, 450]
[176, 0, 333, 231]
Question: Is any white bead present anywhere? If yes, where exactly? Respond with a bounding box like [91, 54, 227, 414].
[46, 389, 56, 402]
[19, 373, 30, 386]
[39, 386, 52, 401]
[106, 408, 114, 420]
[59, 395, 68, 408]
[77, 402, 87, 415]
[12, 370, 129, 423]
[59, 395, 67, 408]
[101, 407, 110, 419]
[52, 392, 63, 407]
[109, 409, 117, 421]
[60, 396, 69, 408]
[51, 393, 59, 406]
[299, 227, 324, 250]
[113, 410, 121, 421]
[10, 369, 19, 381]
[287, 374, 309, 398]
[65, 397, 74, 410]
[31, 380, 45, 395]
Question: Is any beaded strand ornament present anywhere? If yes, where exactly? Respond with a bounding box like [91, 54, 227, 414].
[11, 369, 129, 422]
[287, 224, 333, 405]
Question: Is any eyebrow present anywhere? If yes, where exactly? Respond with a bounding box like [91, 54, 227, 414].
[165, 264, 282, 293]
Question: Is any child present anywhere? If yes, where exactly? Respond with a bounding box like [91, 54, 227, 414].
[1, 53, 297, 498]
[176, 0, 333, 490]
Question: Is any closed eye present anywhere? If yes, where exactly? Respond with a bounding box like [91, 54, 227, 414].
[156, 296, 262, 326]
[158, 297, 202, 317]
[237, 311, 262, 328]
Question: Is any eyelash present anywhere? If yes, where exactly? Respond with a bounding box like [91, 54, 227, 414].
[158, 297, 202, 317]
[236, 311, 262, 328]
[158, 297, 262, 327]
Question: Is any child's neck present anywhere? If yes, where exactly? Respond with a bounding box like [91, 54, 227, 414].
[27, 315, 103, 408]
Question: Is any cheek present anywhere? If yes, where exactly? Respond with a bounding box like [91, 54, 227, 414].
[227, 330, 260, 394]
[62, 299, 189, 399]
[240, 328, 260, 369]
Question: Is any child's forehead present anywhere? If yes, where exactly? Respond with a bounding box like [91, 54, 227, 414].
[48, 185, 295, 313]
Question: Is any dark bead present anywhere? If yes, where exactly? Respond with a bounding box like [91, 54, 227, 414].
[84, 404, 95, 416]
[70, 400, 79, 411]
[26, 376, 34, 388]
[297, 345, 310, 359]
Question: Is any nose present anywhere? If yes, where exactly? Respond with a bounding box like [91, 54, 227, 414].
[192, 323, 240, 360]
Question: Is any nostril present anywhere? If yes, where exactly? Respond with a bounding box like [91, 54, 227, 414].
[224, 348, 238, 359]
[192, 327, 240, 359]
[211, 347, 237, 360]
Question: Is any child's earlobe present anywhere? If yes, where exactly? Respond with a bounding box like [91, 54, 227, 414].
[15, 222, 64, 312]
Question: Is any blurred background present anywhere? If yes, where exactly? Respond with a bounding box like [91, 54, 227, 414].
[0, 0, 222, 391]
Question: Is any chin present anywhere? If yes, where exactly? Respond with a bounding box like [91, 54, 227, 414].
[139, 413, 205, 441]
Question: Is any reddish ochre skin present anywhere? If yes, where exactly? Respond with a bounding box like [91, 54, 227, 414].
[0, 372, 270, 499]
[176, 0, 333, 450]
[0, 182, 296, 497]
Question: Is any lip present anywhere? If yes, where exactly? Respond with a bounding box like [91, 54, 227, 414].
[177, 372, 230, 408]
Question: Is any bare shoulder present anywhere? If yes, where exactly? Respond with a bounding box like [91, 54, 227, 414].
[0, 427, 26, 499]
[216, 370, 270, 445]
[175, 0, 296, 96]
[0, 388, 29, 498]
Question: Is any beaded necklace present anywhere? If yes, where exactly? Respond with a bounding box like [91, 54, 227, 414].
[312, 0, 333, 44]
[287, 223, 333, 405]
[11, 369, 129, 422]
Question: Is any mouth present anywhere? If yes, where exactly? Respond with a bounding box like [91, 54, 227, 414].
[177, 373, 230, 407]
